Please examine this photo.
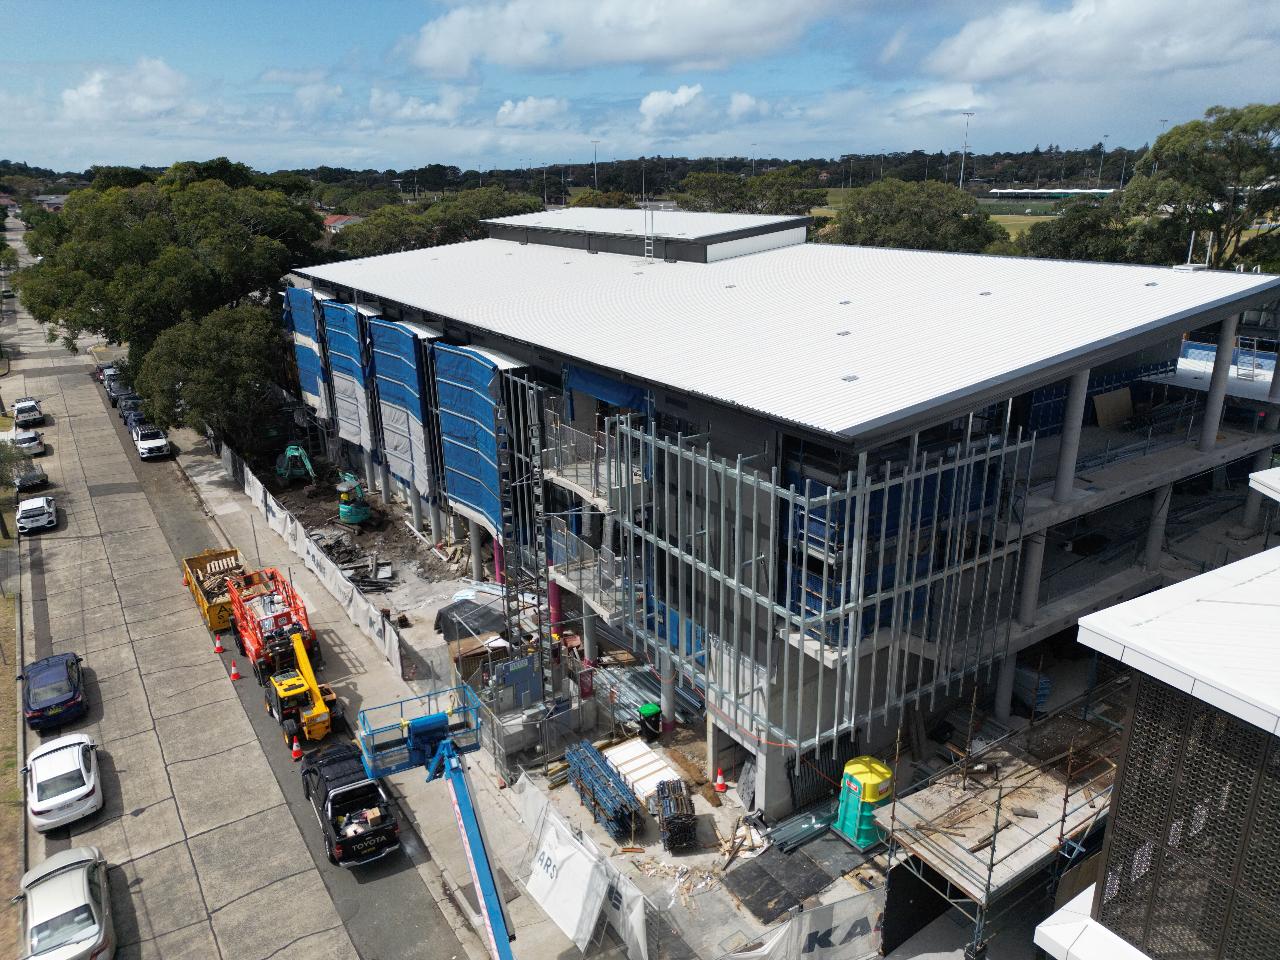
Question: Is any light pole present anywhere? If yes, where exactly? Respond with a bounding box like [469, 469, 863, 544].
[958, 111, 975, 188]
[1096, 134, 1109, 188]
[751, 144, 757, 175]
[1153, 119, 1169, 175]
[591, 140, 600, 189]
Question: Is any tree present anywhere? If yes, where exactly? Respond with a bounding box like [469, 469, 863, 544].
[830, 179, 1009, 253]
[335, 186, 541, 258]
[678, 173, 748, 213]
[87, 165, 153, 190]
[13, 172, 321, 359]
[0, 441, 26, 538]
[569, 189, 635, 209]
[134, 304, 286, 459]
[158, 157, 257, 190]
[744, 168, 826, 216]
[1019, 198, 1132, 262]
[335, 205, 437, 258]
[1121, 103, 1280, 267]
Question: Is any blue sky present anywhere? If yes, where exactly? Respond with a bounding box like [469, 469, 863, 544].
[3, 0, 1279, 172]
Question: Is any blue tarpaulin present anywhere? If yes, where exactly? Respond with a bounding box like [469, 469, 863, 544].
[370, 318, 435, 494]
[565, 364, 649, 412]
[283, 288, 329, 419]
[434, 343, 504, 533]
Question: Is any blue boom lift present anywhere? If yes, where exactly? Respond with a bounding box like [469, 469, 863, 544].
[356, 686, 515, 960]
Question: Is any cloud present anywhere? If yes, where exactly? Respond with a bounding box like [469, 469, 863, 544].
[928, 0, 1280, 84]
[369, 86, 473, 122]
[879, 26, 908, 65]
[259, 68, 326, 85]
[495, 95, 568, 127]
[60, 57, 192, 122]
[728, 92, 769, 122]
[639, 84, 703, 131]
[294, 81, 343, 113]
[890, 83, 983, 121]
[407, 0, 834, 77]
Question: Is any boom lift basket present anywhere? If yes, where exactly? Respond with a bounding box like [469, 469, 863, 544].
[355, 685, 483, 780]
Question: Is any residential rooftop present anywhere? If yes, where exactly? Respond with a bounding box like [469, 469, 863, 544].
[1078, 544, 1280, 735]
[297, 234, 1280, 442]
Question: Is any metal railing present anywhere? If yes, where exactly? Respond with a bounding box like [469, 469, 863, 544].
[548, 517, 639, 618]
[542, 415, 644, 503]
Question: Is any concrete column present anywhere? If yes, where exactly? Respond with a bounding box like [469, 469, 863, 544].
[379, 459, 392, 506]
[452, 512, 467, 541]
[753, 744, 794, 819]
[705, 716, 733, 783]
[659, 647, 676, 733]
[1144, 483, 1173, 570]
[1054, 369, 1091, 503]
[994, 654, 1018, 723]
[408, 485, 423, 530]
[493, 539, 505, 585]
[581, 608, 598, 661]
[362, 448, 377, 496]
[1198, 314, 1241, 453]
[468, 518, 484, 581]
[1017, 532, 1048, 627]
[428, 501, 446, 543]
[1239, 376, 1280, 532]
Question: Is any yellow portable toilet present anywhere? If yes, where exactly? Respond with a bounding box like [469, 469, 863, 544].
[833, 756, 894, 850]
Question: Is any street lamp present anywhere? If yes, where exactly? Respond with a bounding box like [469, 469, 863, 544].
[751, 143, 757, 175]
[1096, 134, 1109, 188]
[958, 111, 975, 187]
[591, 140, 600, 189]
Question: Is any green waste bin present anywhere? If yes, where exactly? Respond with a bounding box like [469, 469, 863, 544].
[638, 702, 662, 742]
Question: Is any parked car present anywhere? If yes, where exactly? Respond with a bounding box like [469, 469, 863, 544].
[24, 734, 103, 832]
[121, 409, 147, 432]
[104, 378, 129, 407]
[14, 459, 48, 495]
[11, 428, 45, 456]
[131, 424, 170, 460]
[301, 743, 400, 867]
[115, 396, 141, 421]
[13, 396, 45, 428]
[13, 847, 115, 960]
[92, 363, 116, 384]
[20, 653, 87, 731]
[16, 496, 57, 534]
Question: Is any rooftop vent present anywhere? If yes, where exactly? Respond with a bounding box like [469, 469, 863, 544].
[979, 291, 992, 296]
[837, 331, 851, 337]
[839, 300, 851, 305]
[1144, 281, 1159, 287]
[841, 374, 859, 382]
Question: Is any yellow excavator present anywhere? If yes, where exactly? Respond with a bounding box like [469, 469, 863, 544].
[265, 632, 344, 745]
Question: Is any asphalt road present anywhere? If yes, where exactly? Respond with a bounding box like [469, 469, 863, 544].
[11, 213, 462, 960]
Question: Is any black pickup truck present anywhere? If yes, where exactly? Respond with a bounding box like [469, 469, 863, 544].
[301, 743, 400, 867]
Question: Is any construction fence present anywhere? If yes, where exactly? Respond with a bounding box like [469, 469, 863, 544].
[217, 442, 404, 675]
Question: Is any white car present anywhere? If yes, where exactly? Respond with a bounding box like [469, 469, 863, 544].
[25, 734, 103, 832]
[13, 397, 45, 428]
[130, 424, 170, 460]
[12, 428, 45, 456]
[16, 496, 57, 534]
[13, 847, 115, 960]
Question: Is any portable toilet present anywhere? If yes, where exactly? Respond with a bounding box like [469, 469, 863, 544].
[833, 756, 894, 850]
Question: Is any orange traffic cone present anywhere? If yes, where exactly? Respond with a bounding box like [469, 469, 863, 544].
[291, 736, 303, 761]
[714, 768, 728, 793]
[229, 659, 241, 681]
[213, 634, 225, 654]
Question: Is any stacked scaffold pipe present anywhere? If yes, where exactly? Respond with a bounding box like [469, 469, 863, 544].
[565, 741, 644, 841]
[655, 779, 697, 852]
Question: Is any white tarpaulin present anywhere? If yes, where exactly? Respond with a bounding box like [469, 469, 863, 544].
[526, 813, 608, 953]
[380, 400, 415, 486]
[331, 371, 371, 447]
[717, 887, 883, 960]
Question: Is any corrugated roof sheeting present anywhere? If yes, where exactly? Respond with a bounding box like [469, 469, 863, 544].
[298, 239, 1280, 439]
[1078, 546, 1280, 735]
[482, 207, 805, 240]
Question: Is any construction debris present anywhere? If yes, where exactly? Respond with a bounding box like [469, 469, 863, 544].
[311, 530, 399, 591]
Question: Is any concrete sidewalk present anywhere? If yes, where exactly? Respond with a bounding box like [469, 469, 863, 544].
[177, 437, 583, 960]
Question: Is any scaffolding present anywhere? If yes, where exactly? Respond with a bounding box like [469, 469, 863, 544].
[878, 675, 1131, 957]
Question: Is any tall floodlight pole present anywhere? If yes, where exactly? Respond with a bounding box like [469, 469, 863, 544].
[591, 140, 600, 189]
[958, 111, 975, 188]
[1096, 134, 1109, 188]
[1153, 119, 1169, 175]
[751, 143, 758, 175]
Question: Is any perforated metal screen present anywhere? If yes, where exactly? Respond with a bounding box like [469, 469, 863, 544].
[1097, 675, 1280, 959]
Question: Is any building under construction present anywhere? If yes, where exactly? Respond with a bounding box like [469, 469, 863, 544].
[285, 207, 1280, 818]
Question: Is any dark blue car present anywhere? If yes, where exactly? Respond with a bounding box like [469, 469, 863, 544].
[22, 653, 87, 730]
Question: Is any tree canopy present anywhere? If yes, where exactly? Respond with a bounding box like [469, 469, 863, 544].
[569, 189, 635, 209]
[830, 179, 1009, 253]
[14, 174, 321, 358]
[335, 186, 542, 258]
[678, 167, 825, 216]
[133, 303, 286, 458]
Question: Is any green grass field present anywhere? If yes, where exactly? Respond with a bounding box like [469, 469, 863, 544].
[993, 214, 1055, 238]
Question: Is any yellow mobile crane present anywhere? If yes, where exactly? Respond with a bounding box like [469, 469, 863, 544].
[265, 632, 344, 746]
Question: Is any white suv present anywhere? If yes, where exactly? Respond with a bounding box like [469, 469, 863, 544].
[13, 397, 44, 428]
[131, 424, 170, 460]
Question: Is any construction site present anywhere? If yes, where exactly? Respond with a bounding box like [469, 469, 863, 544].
[252, 207, 1280, 958]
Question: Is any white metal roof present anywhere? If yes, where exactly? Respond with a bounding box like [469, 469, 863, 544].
[298, 238, 1280, 439]
[1249, 465, 1280, 504]
[1035, 885, 1151, 960]
[1077, 546, 1280, 735]
[483, 207, 805, 240]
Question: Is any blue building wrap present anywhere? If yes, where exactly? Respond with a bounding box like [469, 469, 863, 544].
[284, 288, 329, 419]
[564, 364, 650, 413]
[434, 343, 505, 535]
[322, 301, 375, 448]
[369, 318, 435, 495]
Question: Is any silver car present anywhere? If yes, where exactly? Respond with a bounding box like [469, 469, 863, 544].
[13, 847, 115, 960]
[13, 429, 45, 456]
[25, 734, 103, 832]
